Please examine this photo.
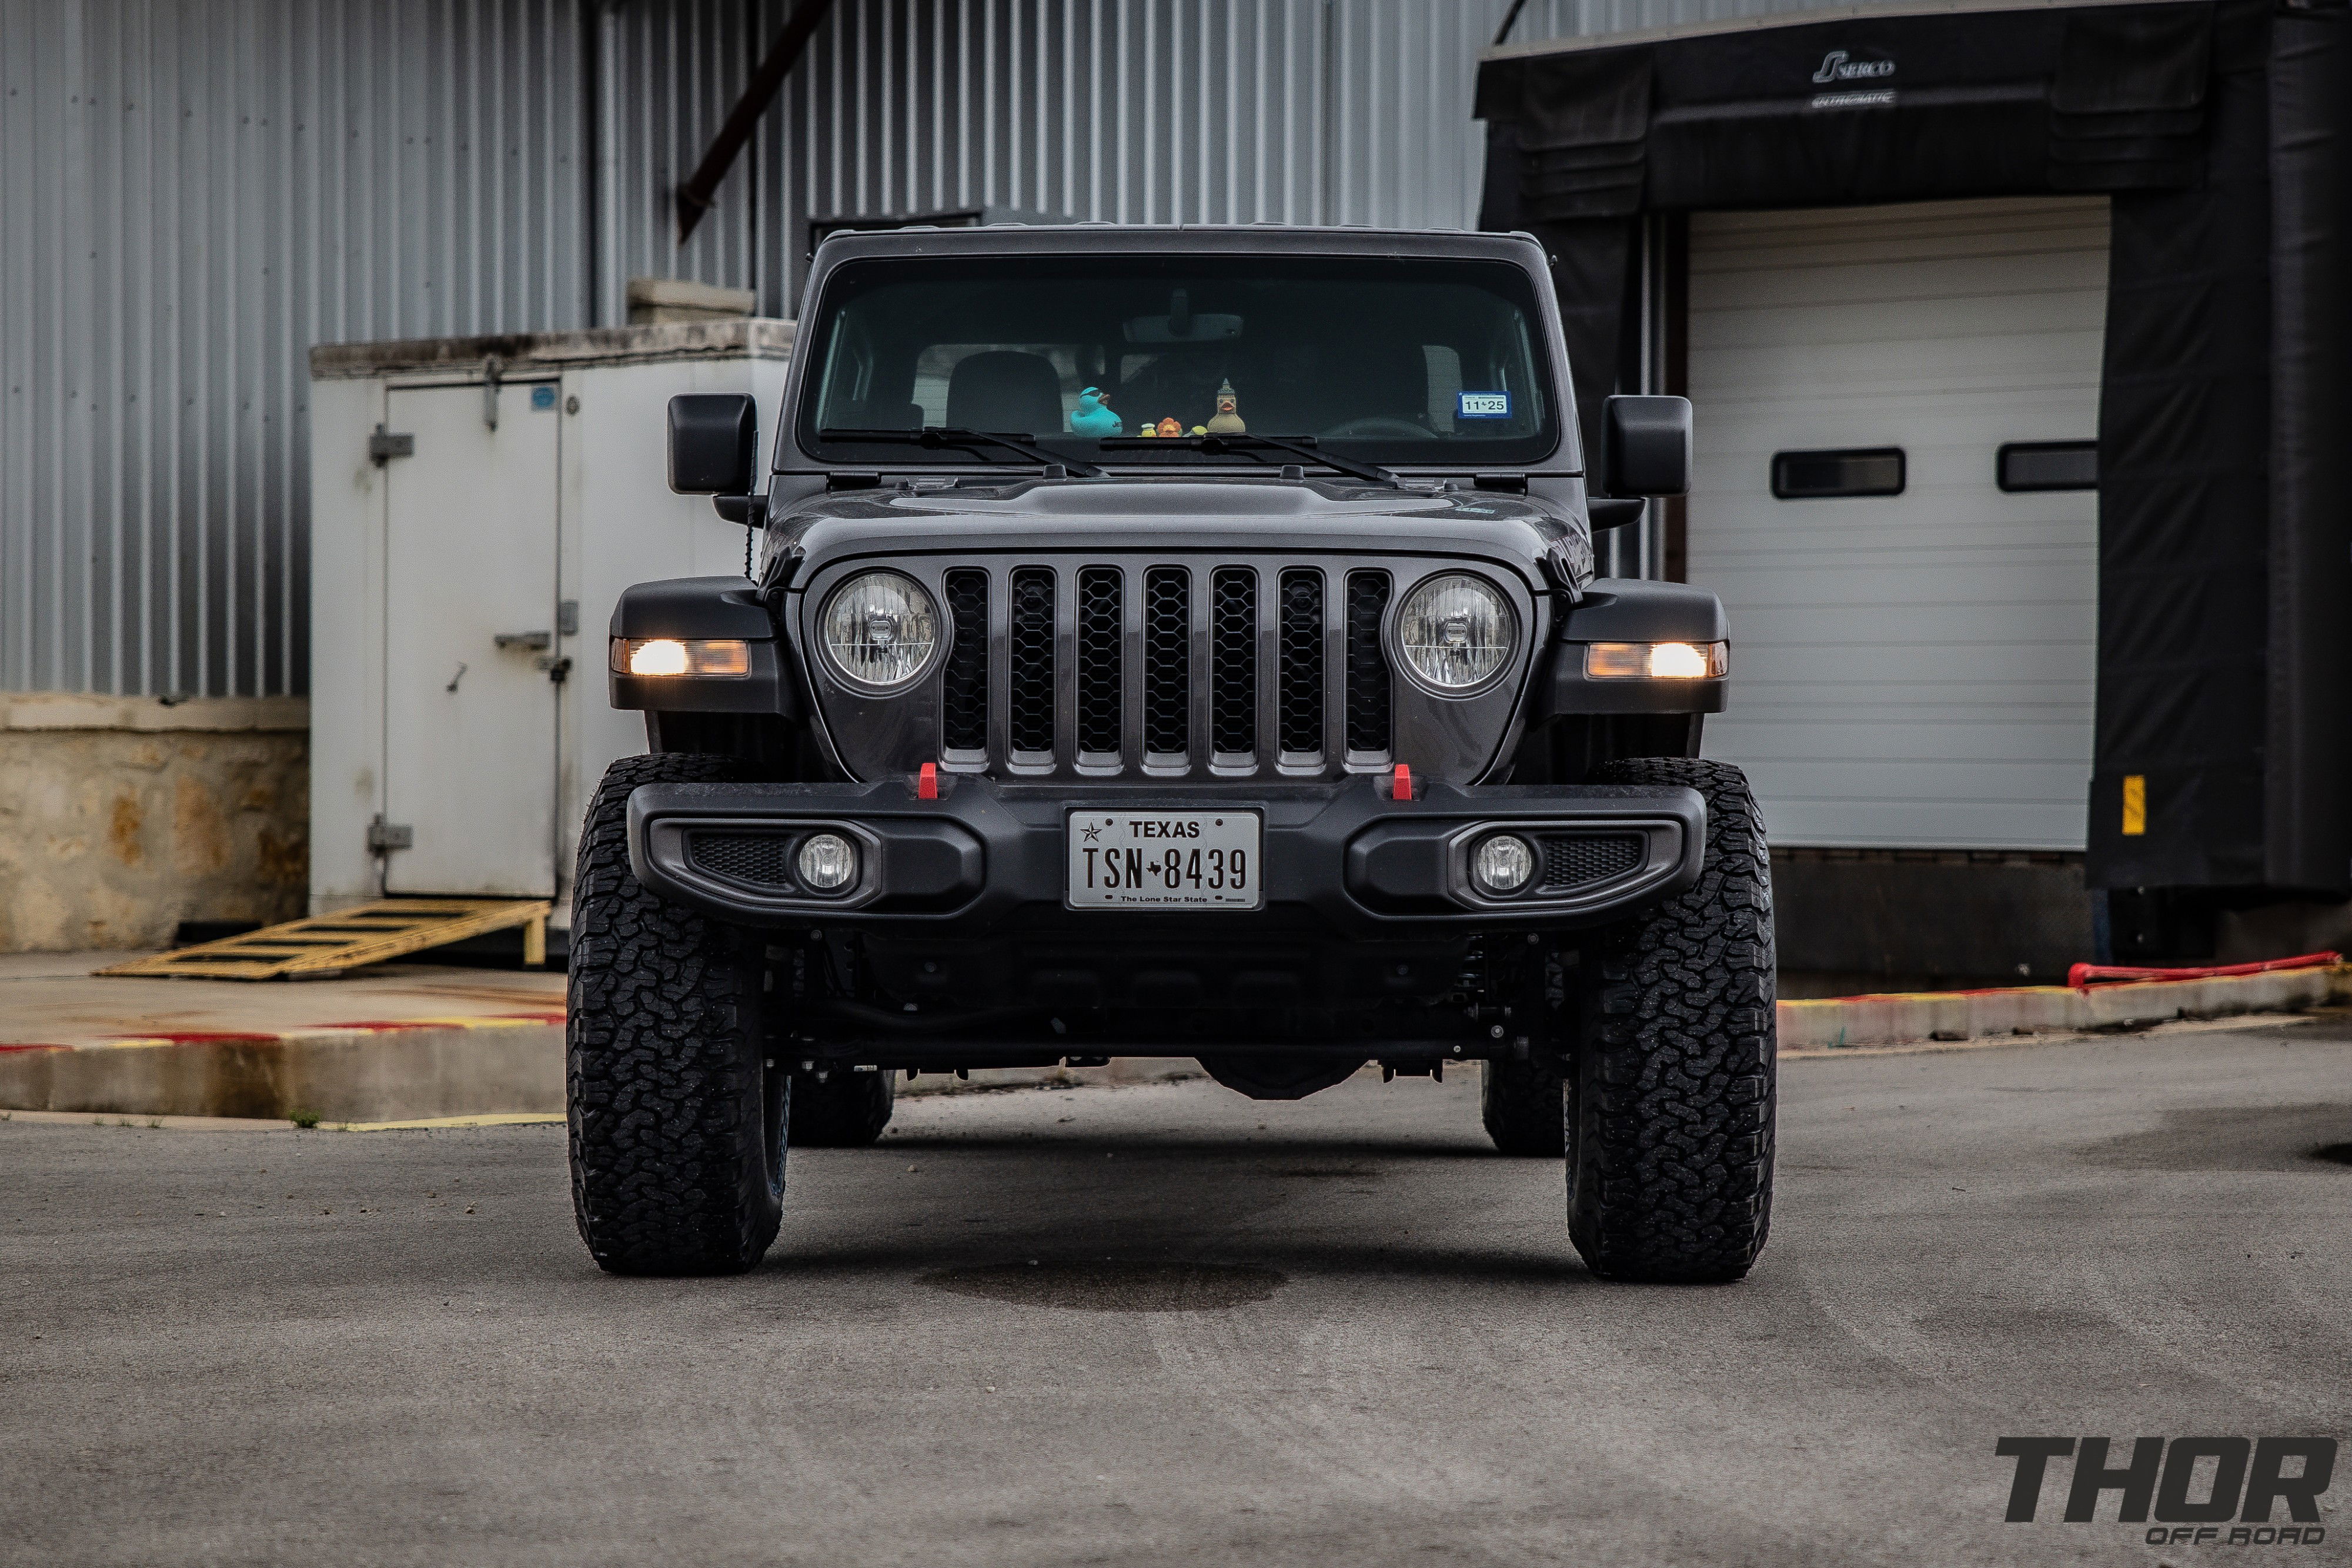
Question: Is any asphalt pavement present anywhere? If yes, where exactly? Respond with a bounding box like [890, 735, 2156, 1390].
[4, 1018, 2348, 1567]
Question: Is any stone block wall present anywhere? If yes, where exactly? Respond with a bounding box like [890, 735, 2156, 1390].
[0, 695, 309, 952]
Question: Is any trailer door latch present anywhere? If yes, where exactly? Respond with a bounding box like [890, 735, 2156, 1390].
[368, 815, 414, 853]
[369, 424, 415, 465]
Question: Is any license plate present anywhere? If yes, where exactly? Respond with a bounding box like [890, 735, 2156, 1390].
[1065, 810, 1262, 910]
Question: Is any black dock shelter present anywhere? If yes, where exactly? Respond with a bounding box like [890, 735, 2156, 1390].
[1477, 0, 2352, 945]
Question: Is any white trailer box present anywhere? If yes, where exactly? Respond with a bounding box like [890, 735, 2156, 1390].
[307, 320, 793, 929]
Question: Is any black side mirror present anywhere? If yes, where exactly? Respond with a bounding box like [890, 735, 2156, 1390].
[1602, 394, 1692, 498]
[668, 393, 758, 496]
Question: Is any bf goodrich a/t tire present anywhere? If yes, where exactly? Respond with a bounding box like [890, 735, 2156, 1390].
[1481, 1057, 1568, 1157]
[567, 753, 786, 1276]
[1569, 757, 1776, 1283]
[787, 1067, 895, 1147]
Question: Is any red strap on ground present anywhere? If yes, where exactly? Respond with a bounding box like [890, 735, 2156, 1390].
[1392, 763, 1412, 801]
[917, 762, 940, 800]
[2066, 950, 2341, 989]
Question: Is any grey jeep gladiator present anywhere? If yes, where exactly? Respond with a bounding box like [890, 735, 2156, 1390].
[571, 224, 1775, 1283]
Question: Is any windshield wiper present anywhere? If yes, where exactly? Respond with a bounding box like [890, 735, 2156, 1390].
[818, 426, 1104, 478]
[1095, 432, 1399, 489]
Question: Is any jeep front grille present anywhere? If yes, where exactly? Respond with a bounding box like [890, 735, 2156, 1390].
[1076, 567, 1123, 755]
[1210, 567, 1258, 757]
[1344, 570, 1393, 757]
[1007, 566, 1056, 757]
[1143, 567, 1191, 758]
[924, 557, 1395, 780]
[941, 568, 990, 754]
[1278, 569, 1325, 757]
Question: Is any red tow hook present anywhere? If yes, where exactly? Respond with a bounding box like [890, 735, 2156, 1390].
[1391, 763, 1413, 801]
[917, 761, 940, 800]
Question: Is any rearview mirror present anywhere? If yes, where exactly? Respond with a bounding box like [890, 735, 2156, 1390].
[668, 394, 758, 495]
[1123, 289, 1243, 345]
[1122, 313, 1244, 345]
[1602, 395, 1692, 499]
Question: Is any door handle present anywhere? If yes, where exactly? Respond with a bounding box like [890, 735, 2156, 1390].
[493, 631, 553, 651]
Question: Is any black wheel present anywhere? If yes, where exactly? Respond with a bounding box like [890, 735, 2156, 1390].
[567, 753, 786, 1276]
[1568, 757, 1776, 1283]
[787, 1067, 896, 1147]
[1481, 1057, 1567, 1156]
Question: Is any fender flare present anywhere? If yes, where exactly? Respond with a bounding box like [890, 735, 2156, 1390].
[607, 576, 794, 716]
[1542, 578, 1729, 716]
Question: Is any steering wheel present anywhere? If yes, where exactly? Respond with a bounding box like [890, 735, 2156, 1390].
[1322, 416, 1438, 440]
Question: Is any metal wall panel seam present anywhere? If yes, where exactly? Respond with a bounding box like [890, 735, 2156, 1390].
[1134, 0, 1143, 220]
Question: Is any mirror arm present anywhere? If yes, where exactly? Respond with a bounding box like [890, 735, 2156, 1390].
[1588, 496, 1649, 531]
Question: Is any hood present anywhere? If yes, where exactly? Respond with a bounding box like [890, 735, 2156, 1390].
[762, 476, 1594, 596]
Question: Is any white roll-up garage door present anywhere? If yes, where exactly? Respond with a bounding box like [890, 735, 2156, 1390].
[1686, 195, 2107, 851]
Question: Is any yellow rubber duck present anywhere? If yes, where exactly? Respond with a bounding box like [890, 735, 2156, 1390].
[1207, 380, 1246, 436]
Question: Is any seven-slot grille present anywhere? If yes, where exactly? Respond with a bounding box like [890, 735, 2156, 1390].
[941, 560, 1395, 777]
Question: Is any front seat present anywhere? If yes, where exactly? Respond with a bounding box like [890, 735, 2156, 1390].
[1312, 337, 1430, 432]
[945, 350, 1065, 436]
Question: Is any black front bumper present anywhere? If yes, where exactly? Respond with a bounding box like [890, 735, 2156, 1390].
[627, 774, 1705, 937]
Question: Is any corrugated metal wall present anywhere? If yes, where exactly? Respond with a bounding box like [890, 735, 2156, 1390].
[1, 0, 586, 698]
[627, 0, 1509, 320]
[2, 0, 1861, 697]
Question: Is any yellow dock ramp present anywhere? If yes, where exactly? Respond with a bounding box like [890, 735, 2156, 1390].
[96, 899, 553, 981]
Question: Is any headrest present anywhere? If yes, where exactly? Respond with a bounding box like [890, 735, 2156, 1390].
[945, 351, 1065, 436]
[1319, 338, 1429, 422]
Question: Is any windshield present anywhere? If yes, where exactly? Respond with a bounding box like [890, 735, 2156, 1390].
[797, 252, 1563, 470]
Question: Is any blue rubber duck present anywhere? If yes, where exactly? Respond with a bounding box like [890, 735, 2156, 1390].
[1069, 387, 1123, 437]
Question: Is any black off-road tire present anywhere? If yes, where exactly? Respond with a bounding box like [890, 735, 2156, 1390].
[1481, 1057, 1568, 1156]
[568, 753, 786, 1276]
[1569, 757, 1776, 1283]
[787, 1067, 896, 1147]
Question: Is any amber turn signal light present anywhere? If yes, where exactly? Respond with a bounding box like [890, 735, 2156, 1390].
[1583, 640, 1728, 680]
[610, 637, 751, 677]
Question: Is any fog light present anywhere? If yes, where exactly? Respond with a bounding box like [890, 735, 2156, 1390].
[1472, 834, 1535, 895]
[795, 832, 858, 892]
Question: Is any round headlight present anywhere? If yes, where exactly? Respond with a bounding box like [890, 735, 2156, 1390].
[820, 571, 941, 691]
[1395, 573, 1515, 693]
[796, 832, 858, 892]
[1472, 834, 1535, 895]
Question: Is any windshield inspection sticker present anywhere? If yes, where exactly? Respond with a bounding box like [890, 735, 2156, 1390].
[1458, 391, 1512, 420]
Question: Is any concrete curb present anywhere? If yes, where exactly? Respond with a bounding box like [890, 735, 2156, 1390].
[0, 1015, 1200, 1123]
[0, 1014, 563, 1123]
[1778, 964, 2352, 1051]
[6, 966, 2343, 1123]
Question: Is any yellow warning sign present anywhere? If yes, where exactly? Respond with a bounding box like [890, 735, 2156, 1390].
[2122, 774, 2147, 837]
